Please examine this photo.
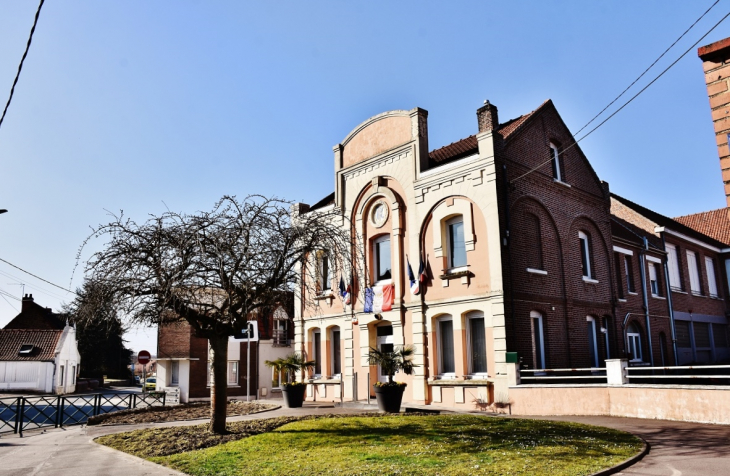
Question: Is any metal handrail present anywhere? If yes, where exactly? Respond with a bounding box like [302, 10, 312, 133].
[521, 367, 606, 373]
[627, 364, 730, 371]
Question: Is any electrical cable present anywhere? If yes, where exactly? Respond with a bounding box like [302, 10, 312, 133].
[0, 0, 46, 131]
[0, 257, 76, 295]
[511, 8, 730, 185]
[0, 293, 19, 312]
[573, 0, 721, 137]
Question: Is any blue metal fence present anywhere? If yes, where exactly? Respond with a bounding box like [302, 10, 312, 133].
[0, 392, 166, 436]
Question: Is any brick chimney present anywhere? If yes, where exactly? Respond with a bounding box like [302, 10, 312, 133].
[698, 37, 730, 207]
[21, 293, 34, 312]
[477, 101, 499, 133]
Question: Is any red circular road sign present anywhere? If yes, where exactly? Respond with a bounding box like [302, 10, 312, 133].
[138, 350, 151, 365]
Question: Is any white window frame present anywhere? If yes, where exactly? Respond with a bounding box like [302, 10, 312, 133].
[445, 216, 467, 271]
[648, 262, 661, 297]
[227, 361, 239, 385]
[627, 324, 643, 363]
[170, 360, 180, 386]
[373, 234, 392, 285]
[436, 316, 456, 379]
[687, 250, 702, 295]
[330, 327, 341, 378]
[466, 311, 488, 378]
[587, 316, 599, 368]
[705, 256, 719, 298]
[666, 244, 683, 291]
[530, 311, 546, 370]
[550, 142, 562, 182]
[579, 231, 593, 280]
[312, 329, 322, 378]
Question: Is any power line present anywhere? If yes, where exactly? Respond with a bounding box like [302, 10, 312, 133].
[0, 0, 46, 132]
[573, 0, 721, 137]
[511, 8, 730, 185]
[0, 293, 19, 312]
[0, 257, 76, 295]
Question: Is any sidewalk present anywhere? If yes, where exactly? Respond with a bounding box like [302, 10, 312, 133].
[2, 401, 728, 476]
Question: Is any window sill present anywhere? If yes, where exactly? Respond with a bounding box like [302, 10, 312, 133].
[428, 378, 493, 386]
[526, 268, 547, 276]
[553, 179, 571, 188]
[314, 292, 334, 301]
[691, 292, 706, 298]
[671, 289, 688, 295]
[627, 291, 638, 296]
[582, 277, 599, 284]
[439, 270, 471, 280]
[617, 298, 627, 303]
[651, 294, 666, 300]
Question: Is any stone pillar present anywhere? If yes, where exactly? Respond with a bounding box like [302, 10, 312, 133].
[493, 362, 520, 403]
[606, 358, 628, 386]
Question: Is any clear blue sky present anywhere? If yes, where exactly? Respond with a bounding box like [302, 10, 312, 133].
[0, 1, 728, 352]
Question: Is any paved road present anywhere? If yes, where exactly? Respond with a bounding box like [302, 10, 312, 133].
[1, 401, 727, 475]
[526, 415, 730, 476]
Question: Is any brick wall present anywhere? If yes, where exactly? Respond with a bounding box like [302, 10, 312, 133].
[497, 101, 616, 369]
[698, 37, 730, 207]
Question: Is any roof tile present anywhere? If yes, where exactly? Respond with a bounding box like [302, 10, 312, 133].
[674, 208, 730, 246]
[0, 329, 62, 362]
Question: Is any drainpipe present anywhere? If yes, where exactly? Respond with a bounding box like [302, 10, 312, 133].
[659, 232, 679, 365]
[502, 164, 517, 354]
[637, 237, 655, 366]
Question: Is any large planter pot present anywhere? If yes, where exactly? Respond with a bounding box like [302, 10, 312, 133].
[282, 384, 307, 408]
[373, 384, 406, 413]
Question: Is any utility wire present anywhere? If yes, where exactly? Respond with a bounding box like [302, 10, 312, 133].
[0, 257, 76, 295]
[0, 288, 21, 301]
[0, 294, 19, 311]
[573, 0, 721, 137]
[0, 0, 46, 131]
[511, 8, 730, 185]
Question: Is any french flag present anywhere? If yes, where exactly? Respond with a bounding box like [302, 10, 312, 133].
[408, 259, 419, 295]
[418, 257, 427, 285]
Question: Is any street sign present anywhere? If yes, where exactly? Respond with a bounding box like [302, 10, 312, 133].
[138, 350, 151, 365]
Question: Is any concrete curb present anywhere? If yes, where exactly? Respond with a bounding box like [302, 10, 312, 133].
[589, 436, 650, 476]
[90, 435, 185, 475]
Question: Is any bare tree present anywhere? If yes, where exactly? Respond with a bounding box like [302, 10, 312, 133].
[82, 195, 355, 433]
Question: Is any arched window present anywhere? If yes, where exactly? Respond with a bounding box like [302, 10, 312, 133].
[627, 323, 642, 362]
[311, 329, 322, 376]
[466, 311, 487, 377]
[587, 316, 599, 367]
[530, 311, 546, 369]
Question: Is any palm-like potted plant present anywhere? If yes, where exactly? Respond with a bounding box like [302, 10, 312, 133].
[367, 345, 416, 413]
[265, 353, 315, 408]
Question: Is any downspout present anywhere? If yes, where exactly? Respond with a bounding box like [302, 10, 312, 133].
[502, 164, 517, 353]
[638, 237, 655, 366]
[659, 232, 679, 365]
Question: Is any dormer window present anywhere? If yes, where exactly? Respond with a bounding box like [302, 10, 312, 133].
[550, 142, 562, 182]
[19, 344, 34, 355]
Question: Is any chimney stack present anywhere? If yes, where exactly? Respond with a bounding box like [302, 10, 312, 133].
[477, 100, 499, 133]
[698, 37, 730, 207]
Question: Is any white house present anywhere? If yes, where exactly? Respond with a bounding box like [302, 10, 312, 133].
[0, 325, 80, 394]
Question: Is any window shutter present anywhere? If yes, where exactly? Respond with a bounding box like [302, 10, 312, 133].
[687, 251, 701, 294]
[667, 244, 682, 290]
[705, 257, 718, 297]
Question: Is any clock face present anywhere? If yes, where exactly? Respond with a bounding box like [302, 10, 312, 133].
[371, 201, 388, 228]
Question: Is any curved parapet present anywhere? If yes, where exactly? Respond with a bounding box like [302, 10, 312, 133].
[335, 108, 426, 169]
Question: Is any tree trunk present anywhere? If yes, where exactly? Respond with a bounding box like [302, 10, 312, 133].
[209, 333, 229, 434]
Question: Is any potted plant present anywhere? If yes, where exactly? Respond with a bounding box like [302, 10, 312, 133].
[367, 345, 416, 413]
[265, 353, 315, 408]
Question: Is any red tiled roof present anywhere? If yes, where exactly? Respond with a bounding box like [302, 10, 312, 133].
[674, 208, 730, 247]
[428, 102, 546, 167]
[0, 329, 62, 362]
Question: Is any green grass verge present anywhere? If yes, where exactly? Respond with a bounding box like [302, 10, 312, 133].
[99, 414, 642, 475]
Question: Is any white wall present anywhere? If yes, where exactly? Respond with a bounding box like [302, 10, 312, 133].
[54, 326, 80, 395]
[157, 359, 192, 403]
[0, 361, 54, 392]
[258, 340, 290, 398]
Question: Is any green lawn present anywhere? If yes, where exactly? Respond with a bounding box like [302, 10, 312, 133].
[99, 414, 642, 475]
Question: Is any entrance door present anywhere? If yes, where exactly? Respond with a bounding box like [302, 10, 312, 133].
[376, 325, 394, 382]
